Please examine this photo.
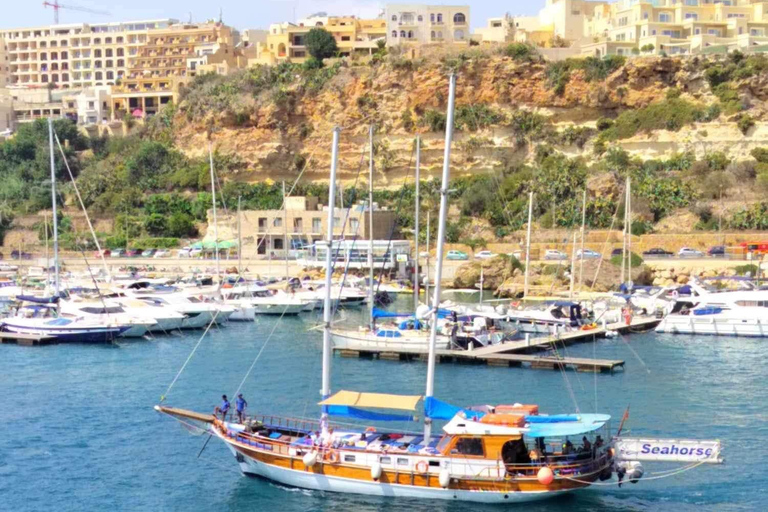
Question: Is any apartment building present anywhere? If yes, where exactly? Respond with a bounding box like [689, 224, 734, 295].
[473, 16, 513, 44]
[583, 0, 768, 57]
[385, 4, 471, 47]
[0, 92, 12, 133]
[111, 22, 234, 118]
[512, 0, 609, 47]
[254, 14, 386, 65]
[0, 37, 9, 88]
[0, 19, 176, 89]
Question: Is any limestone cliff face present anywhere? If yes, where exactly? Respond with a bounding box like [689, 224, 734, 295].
[171, 54, 693, 187]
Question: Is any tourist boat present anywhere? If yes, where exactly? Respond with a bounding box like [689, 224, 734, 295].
[156, 77, 623, 503]
[655, 287, 768, 336]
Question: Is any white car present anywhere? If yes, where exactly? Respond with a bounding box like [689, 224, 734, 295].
[154, 249, 171, 258]
[474, 250, 498, 260]
[576, 249, 601, 260]
[678, 247, 704, 258]
[189, 248, 203, 258]
[544, 249, 568, 261]
[177, 247, 191, 258]
[507, 250, 523, 260]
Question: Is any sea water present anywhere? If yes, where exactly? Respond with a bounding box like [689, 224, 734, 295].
[0, 299, 764, 511]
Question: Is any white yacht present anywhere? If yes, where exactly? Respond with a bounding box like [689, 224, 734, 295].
[129, 291, 231, 329]
[103, 296, 186, 333]
[220, 285, 306, 316]
[500, 301, 585, 334]
[59, 300, 156, 338]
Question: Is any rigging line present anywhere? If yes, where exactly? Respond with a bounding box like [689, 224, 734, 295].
[160, 309, 221, 402]
[232, 301, 293, 399]
[54, 132, 110, 279]
[547, 337, 581, 414]
[618, 333, 652, 374]
[590, 181, 627, 290]
[594, 333, 598, 413]
[561, 460, 705, 486]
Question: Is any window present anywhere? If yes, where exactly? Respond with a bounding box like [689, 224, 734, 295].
[341, 36, 350, 41]
[350, 219, 359, 232]
[343, 455, 356, 462]
[397, 458, 409, 465]
[453, 13, 466, 24]
[273, 239, 284, 250]
[273, 218, 283, 228]
[380, 456, 391, 464]
[454, 29, 465, 40]
[437, 14, 443, 23]
[453, 437, 484, 456]
[259, 218, 267, 229]
[685, 0, 698, 5]
[659, 13, 671, 23]
[391, 15, 397, 21]
[430, 13, 435, 23]
[407, 30, 413, 39]
[392, 30, 397, 38]
[312, 218, 321, 232]
[417, 15, 423, 22]
[400, 30, 406, 38]
[333, 217, 341, 226]
[685, 13, 698, 20]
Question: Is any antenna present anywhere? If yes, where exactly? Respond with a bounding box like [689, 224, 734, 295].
[219, 7, 223, 24]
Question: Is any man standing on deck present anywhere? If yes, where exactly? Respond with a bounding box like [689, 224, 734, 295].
[236, 393, 248, 423]
[214, 394, 230, 421]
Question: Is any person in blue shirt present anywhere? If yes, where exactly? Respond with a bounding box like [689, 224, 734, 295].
[236, 393, 248, 423]
[215, 394, 230, 421]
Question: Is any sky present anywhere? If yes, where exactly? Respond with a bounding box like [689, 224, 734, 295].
[0, 0, 545, 31]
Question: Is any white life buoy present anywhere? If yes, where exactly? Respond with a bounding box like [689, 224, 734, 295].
[416, 460, 429, 473]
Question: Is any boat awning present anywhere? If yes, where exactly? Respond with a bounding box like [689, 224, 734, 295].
[372, 307, 412, 319]
[319, 390, 422, 411]
[525, 413, 611, 438]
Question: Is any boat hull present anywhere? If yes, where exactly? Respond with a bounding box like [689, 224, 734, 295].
[1, 323, 125, 344]
[180, 311, 216, 329]
[229, 305, 256, 322]
[252, 303, 305, 315]
[656, 315, 768, 337]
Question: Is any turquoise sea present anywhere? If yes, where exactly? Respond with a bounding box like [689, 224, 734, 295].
[0, 298, 764, 511]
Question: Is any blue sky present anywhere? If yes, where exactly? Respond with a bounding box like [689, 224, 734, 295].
[1, 1, 544, 30]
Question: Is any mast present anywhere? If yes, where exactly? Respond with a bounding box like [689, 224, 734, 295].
[569, 232, 577, 299]
[620, 176, 628, 286]
[283, 180, 289, 281]
[413, 136, 421, 312]
[425, 211, 430, 304]
[424, 73, 457, 442]
[48, 118, 60, 296]
[578, 189, 586, 296]
[209, 143, 220, 285]
[44, 213, 50, 285]
[368, 125, 375, 330]
[627, 177, 632, 290]
[321, 128, 341, 426]
[523, 191, 533, 299]
[237, 196, 242, 276]
[479, 266, 484, 305]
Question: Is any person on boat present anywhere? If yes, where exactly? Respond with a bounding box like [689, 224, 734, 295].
[214, 395, 230, 421]
[563, 438, 575, 455]
[581, 436, 592, 453]
[236, 393, 248, 423]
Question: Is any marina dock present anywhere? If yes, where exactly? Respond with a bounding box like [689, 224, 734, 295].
[334, 317, 661, 373]
[0, 332, 57, 346]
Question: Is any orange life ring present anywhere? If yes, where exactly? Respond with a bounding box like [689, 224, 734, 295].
[326, 450, 340, 464]
[416, 460, 429, 473]
[365, 426, 377, 433]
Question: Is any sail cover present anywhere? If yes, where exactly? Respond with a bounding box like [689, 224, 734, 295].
[319, 390, 422, 411]
[372, 308, 413, 319]
[424, 397, 486, 421]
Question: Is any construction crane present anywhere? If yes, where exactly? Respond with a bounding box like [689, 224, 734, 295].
[43, 1, 110, 24]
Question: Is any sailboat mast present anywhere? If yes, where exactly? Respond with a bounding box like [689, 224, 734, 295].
[237, 196, 242, 276]
[578, 189, 586, 295]
[283, 180, 289, 281]
[321, 128, 341, 419]
[424, 73, 457, 442]
[414, 136, 420, 312]
[569, 232, 577, 299]
[368, 125, 375, 330]
[627, 178, 632, 289]
[621, 176, 628, 286]
[425, 211, 430, 304]
[209, 143, 220, 284]
[48, 118, 60, 296]
[44, 213, 50, 286]
[523, 191, 533, 299]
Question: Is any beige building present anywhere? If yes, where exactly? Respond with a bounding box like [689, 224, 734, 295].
[473, 16, 514, 43]
[512, 0, 609, 48]
[0, 91, 13, 133]
[0, 19, 177, 89]
[111, 22, 234, 118]
[0, 37, 9, 88]
[385, 4, 471, 47]
[253, 15, 386, 65]
[583, 0, 768, 57]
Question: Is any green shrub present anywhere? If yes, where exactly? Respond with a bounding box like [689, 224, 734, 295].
[640, 44, 655, 53]
[738, 113, 755, 135]
[401, 109, 414, 132]
[734, 264, 758, 276]
[167, 212, 198, 238]
[610, 252, 644, 268]
[502, 43, 537, 62]
[601, 98, 708, 140]
[305, 28, 338, 62]
[129, 238, 181, 249]
[751, 147, 768, 163]
[454, 104, 504, 131]
[545, 61, 571, 95]
[596, 118, 614, 131]
[712, 83, 743, 114]
[421, 109, 447, 132]
[705, 65, 732, 88]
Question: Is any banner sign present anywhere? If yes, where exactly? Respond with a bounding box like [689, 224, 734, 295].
[396, 254, 408, 262]
[614, 437, 723, 464]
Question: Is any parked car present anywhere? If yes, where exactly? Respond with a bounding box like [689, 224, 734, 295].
[708, 245, 726, 257]
[419, 251, 431, 258]
[446, 250, 469, 261]
[154, 249, 171, 258]
[125, 249, 142, 257]
[576, 249, 601, 260]
[110, 249, 125, 258]
[141, 249, 156, 258]
[611, 248, 624, 258]
[177, 247, 192, 258]
[507, 250, 523, 260]
[678, 247, 704, 258]
[642, 248, 674, 257]
[544, 249, 568, 261]
[474, 250, 497, 260]
[189, 247, 203, 258]
[95, 249, 111, 258]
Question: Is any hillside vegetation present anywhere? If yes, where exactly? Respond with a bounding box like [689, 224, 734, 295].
[4, 45, 768, 248]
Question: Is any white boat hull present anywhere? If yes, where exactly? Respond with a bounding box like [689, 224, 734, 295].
[121, 324, 151, 338]
[656, 315, 768, 337]
[147, 317, 184, 333]
[331, 330, 451, 350]
[229, 305, 256, 322]
[224, 443, 568, 503]
[180, 311, 216, 329]
[252, 303, 305, 315]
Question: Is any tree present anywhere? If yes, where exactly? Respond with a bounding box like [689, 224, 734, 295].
[144, 213, 168, 236]
[305, 28, 338, 62]
[167, 212, 198, 238]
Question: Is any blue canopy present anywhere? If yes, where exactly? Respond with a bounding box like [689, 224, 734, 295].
[424, 397, 486, 421]
[372, 307, 413, 319]
[326, 405, 415, 422]
[525, 414, 579, 424]
[526, 414, 610, 438]
[398, 319, 423, 330]
[17, 294, 60, 304]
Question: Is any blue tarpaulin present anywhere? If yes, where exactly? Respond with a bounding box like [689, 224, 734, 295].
[17, 294, 60, 304]
[525, 415, 579, 424]
[424, 397, 486, 421]
[326, 405, 416, 422]
[372, 307, 413, 319]
[526, 414, 610, 438]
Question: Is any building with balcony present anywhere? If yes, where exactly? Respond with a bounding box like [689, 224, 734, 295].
[0, 37, 9, 88]
[0, 91, 13, 133]
[253, 14, 386, 65]
[111, 22, 234, 119]
[473, 15, 514, 43]
[511, 0, 609, 48]
[385, 4, 471, 47]
[0, 19, 177, 89]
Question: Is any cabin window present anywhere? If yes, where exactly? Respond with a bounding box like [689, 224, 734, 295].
[380, 456, 391, 464]
[453, 437, 484, 456]
[396, 457, 409, 465]
[343, 455, 356, 463]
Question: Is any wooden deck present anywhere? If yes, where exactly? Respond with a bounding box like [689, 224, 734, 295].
[333, 317, 661, 373]
[0, 332, 57, 346]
